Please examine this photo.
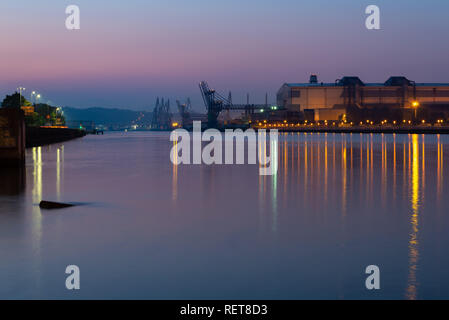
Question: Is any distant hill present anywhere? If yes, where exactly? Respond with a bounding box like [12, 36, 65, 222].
[62, 107, 152, 127]
[62, 106, 206, 129]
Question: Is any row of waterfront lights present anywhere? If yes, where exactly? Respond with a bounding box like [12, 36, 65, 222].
[257, 120, 344, 127]
[255, 119, 445, 128]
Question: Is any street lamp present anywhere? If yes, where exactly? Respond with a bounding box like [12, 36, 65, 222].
[412, 101, 420, 122]
[31, 91, 37, 104]
[17, 86, 26, 108]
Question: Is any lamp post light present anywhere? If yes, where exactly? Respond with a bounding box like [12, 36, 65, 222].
[412, 101, 420, 123]
[35, 94, 42, 120]
[31, 91, 36, 104]
[17, 86, 26, 108]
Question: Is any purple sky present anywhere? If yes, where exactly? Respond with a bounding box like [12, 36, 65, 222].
[1, 0, 449, 111]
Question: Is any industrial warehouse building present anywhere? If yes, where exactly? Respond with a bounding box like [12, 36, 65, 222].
[277, 75, 449, 121]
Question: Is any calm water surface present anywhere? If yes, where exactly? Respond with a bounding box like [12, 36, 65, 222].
[1, 131, 449, 299]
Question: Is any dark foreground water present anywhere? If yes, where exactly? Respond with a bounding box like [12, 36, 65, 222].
[1, 131, 448, 299]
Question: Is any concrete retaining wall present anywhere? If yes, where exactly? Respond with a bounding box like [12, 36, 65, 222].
[0, 109, 26, 167]
[26, 127, 86, 148]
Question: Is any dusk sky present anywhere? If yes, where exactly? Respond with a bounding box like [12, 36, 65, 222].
[1, 0, 449, 110]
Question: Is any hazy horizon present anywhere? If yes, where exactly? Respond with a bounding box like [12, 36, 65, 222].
[1, 0, 449, 111]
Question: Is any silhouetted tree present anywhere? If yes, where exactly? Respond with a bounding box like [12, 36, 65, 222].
[1, 92, 32, 108]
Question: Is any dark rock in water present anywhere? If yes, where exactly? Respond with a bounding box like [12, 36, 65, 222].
[39, 201, 74, 209]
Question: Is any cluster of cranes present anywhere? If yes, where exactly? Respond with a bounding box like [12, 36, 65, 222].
[199, 81, 276, 128]
[149, 81, 276, 130]
[150, 97, 191, 130]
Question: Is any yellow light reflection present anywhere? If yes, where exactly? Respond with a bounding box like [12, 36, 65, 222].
[271, 138, 278, 233]
[406, 134, 420, 300]
[172, 132, 178, 202]
[304, 134, 308, 200]
[350, 134, 353, 170]
[310, 134, 314, 177]
[421, 135, 425, 191]
[258, 137, 267, 231]
[56, 148, 61, 201]
[284, 138, 288, 204]
[437, 135, 443, 202]
[332, 134, 336, 191]
[317, 135, 321, 183]
[393, 134, 397, 200]
[360, 134, 363, 194]
[370, 134, 373, 191]
[32, 147, 42, 204]
[297, 133, 301, 181]
[366, 135, 370, 192]
[403, 141, 407, 196]
[32, 147, 43, 285]
[324, 136, 328, 202]
[381, 134, 386, 207]
[341, 137, 347, 216]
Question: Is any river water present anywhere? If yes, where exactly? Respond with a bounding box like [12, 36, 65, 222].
[0, 131, 448, 299]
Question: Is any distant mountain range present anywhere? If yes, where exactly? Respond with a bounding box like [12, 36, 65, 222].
[62, 107, 153, 127]
[62, 106, 205, 129]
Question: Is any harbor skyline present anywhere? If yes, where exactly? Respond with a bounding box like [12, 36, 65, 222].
[1, 0, 449, 109]
[3, 0, 449, 306]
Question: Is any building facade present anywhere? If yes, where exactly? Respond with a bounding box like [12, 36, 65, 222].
[277, 75, 449, 120]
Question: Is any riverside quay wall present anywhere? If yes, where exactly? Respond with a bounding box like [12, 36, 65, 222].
[1, 108, 87, 167]
[26, 127, 86, 148]
[0, 108, 26, 167]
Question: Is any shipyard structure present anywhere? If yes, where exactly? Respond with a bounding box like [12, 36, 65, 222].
[276, 75, 449, 122]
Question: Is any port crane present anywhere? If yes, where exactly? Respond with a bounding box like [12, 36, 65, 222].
[199, 81, 278, 128]
[176, 98, 191, 128]
[150, 97, 172, 130]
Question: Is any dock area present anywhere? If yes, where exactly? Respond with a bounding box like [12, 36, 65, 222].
[252, 123, 449, 134]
